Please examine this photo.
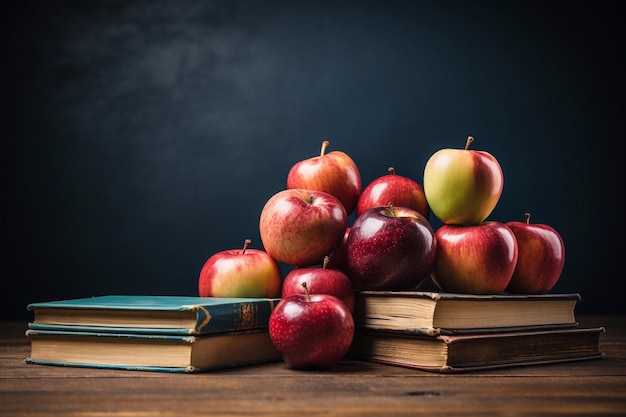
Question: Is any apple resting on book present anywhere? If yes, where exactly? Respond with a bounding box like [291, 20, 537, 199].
[259, 188, 347, 267]
[346, 203, 436, 291]
[423, 136, 503, 225]
[505, 212, 566, 294]
[287, 140, 362, 215]
[356, 166, 430, 219]
[433, 222, 518, 294]
[198, 239, 282, 298]
[269, 283, 355, 369]
[282, 256, 355, 313]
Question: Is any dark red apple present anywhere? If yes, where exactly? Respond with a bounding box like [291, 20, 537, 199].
[356, 167, 430, 219]
[433, 222, 518, 294]
[346, 204, 436, 290]
[505, 212, 565, 294]
[287, 140, 362, 215]
[198, 239, 282, 298]
[259, 188, 347, 267]
[269, 283, 355, 369]
[282, 256, 355, 312]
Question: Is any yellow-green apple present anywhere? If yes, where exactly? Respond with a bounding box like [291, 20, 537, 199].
[346, 204, 436, 290]
[287, 140, 362, 215]
[433, 222, 518, 294]
[269, 283, 355, 369]
[259, 188, 347, 267]
[198, 239, 282, 298]
[423, 136, 503, 225]
[282, 256, 355, 312]
[356, 167, 430, 219]
[505, 213, 565, 294]
[326, 227, 350, 273]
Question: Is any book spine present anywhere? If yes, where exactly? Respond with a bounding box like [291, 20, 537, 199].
[195, 300, 278, 334]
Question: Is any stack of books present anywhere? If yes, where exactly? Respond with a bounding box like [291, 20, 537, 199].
[349, 290, 605, 373]
[25, 295, 282, 373]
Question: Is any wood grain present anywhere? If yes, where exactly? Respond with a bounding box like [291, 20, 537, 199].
[1, 316, 625, 416]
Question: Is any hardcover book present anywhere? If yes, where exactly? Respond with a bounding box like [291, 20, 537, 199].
[349, 326, 605, 373]
[25, 328, 281, 373]
[354, 291, 581, 335]
[27, 295, 280, 335]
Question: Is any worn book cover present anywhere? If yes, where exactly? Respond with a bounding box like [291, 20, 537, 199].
[25, 328, 281, 373]
[27, 295, 280, 335]
[350, 326, 605, 373]
[354, 291, 581, 335]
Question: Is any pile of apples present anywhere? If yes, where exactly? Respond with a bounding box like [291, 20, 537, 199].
[198, 137, 566, 369]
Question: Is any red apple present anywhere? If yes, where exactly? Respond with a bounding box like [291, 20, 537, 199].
[433, 222, 518, 294]
[423, 136, 504, 225]
[198, 239, 282, 298]
[356, 167, 430, 219]
[326, 227, 350, 273]
[282, 256, 355, 312]
[269, 283, 355, 369]
[259, 188, 347, 267]
[346, 204, 436, 290]
[287, 140, 362, 215]
[505, 212, 565, 294]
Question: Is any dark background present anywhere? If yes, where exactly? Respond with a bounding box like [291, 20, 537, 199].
[3, 0, 623, 319]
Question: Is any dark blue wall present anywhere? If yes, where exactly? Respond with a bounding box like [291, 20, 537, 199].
[3, 0, 623, 318]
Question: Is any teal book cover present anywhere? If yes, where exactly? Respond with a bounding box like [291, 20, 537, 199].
[25, 328, 281, 373]
[27, 295, 280, 335]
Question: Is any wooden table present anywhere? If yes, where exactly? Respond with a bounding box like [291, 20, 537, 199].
[2, 315, 625, 416]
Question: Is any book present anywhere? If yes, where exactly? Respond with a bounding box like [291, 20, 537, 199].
[354, 291, 581, 335]
[25, 328, 281, 373]
[27, 295, 280, 335]
[349, 326, 605, 373]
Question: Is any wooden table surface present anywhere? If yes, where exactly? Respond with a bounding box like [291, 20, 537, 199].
[2, 315, 625, 416]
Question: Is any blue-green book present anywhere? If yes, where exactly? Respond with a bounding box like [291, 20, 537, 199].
[25, 328, 281, 373]
[27, 295, 280, 335]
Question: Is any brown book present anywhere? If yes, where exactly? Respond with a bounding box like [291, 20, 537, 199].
[354, 291, 581, 335]
[350, 326, 605, 373]
[25, 328, 281, 373]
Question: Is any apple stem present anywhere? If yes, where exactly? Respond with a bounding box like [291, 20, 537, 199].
[387, 202, 396, 217]
[242, 239, 252, 254]
[323, 256, 330, 269]
[465, 136, 474, 150]
[525, 212, 531, 224]
[320, 140, 330, 156]
[301, 282, 312, 302]
[388, 167, 395, 175]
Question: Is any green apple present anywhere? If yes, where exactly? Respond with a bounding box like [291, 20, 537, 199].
[423, 136, 503, 225]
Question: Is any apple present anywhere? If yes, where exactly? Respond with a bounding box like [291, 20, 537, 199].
[326, 227, 350, 273]
[259, 188, 347, 267]
[198, 239, 282, 298]
[505, 213, 565, 294]
[269, 283, 355, 369]
[423, 136, 504, 225]
[356, 167, 430, 219]
[287, 140, 362, 215]
[433, 222, 518, 294]
[282, 256, 355, 312]
[346, 204, 437, 291]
